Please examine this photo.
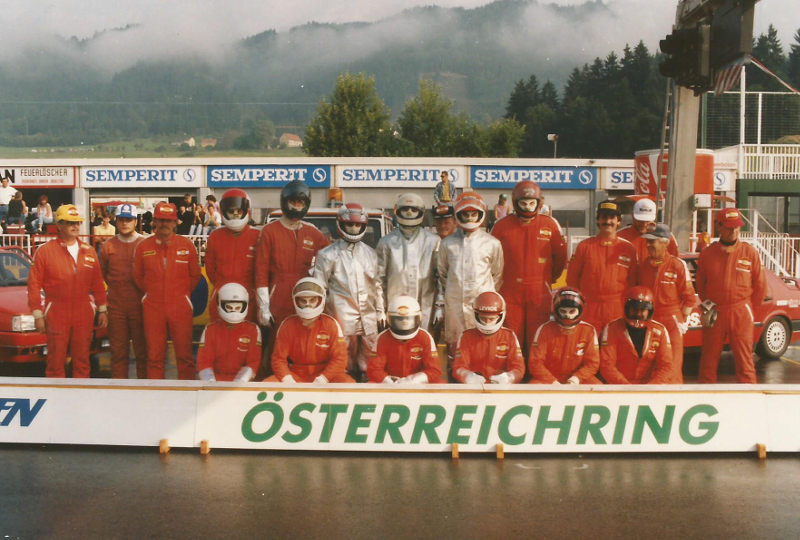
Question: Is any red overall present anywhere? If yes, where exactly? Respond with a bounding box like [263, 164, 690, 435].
[269, 314, 353, 383]
[452, 327, 524, 383]
[367, 329, 444, 383]
[528, 321, 601, 384]
[205, 225, 260, 323]
[599, 318, 675, 384]
[197, 320, 262, 381]
[618, 226, 679, 263]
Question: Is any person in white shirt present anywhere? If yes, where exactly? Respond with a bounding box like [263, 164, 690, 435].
[0, 176, 18, 227]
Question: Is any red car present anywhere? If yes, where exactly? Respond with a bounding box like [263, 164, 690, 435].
[0, 246, 110, 374]
[682, 253, 800, 358]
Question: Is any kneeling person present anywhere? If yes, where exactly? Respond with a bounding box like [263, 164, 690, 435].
[197, 283, 261, 382]
[269, 278, 354, 383]
[528, 288, 601, 384]
[452, 292, 524, 384]
[600, 286, 674, 384]
[367, 296, 443, 384]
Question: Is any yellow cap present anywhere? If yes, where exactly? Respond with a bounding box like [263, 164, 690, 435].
[55, 204, 84, 222]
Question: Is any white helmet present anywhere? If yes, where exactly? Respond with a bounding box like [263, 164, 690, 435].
[632, 198, 657, 222]
[394, 193, 425, 228]
[292, 277, 326, 320]
[387, 295, 422, 341]
[217, 283, 249, 324]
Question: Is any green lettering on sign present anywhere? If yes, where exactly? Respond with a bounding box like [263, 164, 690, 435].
[282, 403, 316, 443]
[345, 404, 376, 444]
[411, 405, 446, 444]
[533, 406, 575, 445]
[576, 406, 610, 445]
[477, 406, 497, 445]
[498, 405, 533, 445]
[447, 405, 477, 445]
[612, 405, 630, 444]
[632, 405, 675, 444]
[319, 404, 349, 444]
[375, 405, 411, 444]
[679, 405, 719, 445]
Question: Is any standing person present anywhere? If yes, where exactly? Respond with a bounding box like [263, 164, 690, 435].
[133, 202, 201, 380]
[618, 198, 679, 262]
[367, 296, 444, 384]
[566, 201, 638, 332]
[99, 204, 147, 379]
[491, 180, 567, 355]
[27, 205, 108, 378]
[528, 288, 602, 385]
[197, 283, 261, 382]
[177, 205, 194, 235]
[434, 170, 457, 206]
[0, 176, 16, 226]
[267, 278, 354, 384]
[696, 221, 711, 252]
[205, 189, 260, 324]
[376, 193, 442, 334]
[638, 224, 696, 383]
[432, 204, 457, 240]
[599, 286, 675, 385]
[313, 203, 382, 381]
[696, 208, 767, 384]
[93, 211, 116, 248]
[34, 195, 53, 233]
[493, 193, 513, 221]
[438, 191, 504, 373]
[452, 291, 525, 384]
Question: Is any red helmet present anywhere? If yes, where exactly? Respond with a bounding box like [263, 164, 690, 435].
[220, 188, 251, 232]
[623, 286, 654, 329]
[454, 191, 486, 231]
[552, 287, 585, 328]
[472, 291, 506, 335]
[336, 203, 368, 243]
[512, 181, 542, 219]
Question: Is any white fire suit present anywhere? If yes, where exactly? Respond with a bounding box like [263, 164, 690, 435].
[437, 228, 504, 347]
[376, 227, 441, 330]
[313, 240, 383, 374]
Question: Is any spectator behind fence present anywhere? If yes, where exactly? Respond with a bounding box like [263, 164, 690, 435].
[33, 195, 53, 233]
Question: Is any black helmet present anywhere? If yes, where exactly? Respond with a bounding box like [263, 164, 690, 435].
[280, 181, 311, 220]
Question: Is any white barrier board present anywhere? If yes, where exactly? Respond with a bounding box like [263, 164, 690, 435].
[1, 379, 799, 453]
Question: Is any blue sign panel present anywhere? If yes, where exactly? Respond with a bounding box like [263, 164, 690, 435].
[471, 166, 598, 190]
[207, 165, 332, 188]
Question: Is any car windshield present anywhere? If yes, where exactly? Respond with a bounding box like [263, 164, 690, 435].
[0, 251, 30, 287]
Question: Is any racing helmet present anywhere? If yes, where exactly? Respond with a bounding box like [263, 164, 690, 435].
[280, 180, 311, 221]
[292, 277, 326, 320]
[220, 188, 251, 232]
[387, 296, 422, 341]
[511, 180, 542, 219]
[623, 286, 654, 329]
[394, 193, 425, 228]
[473, 291, 506, 335]
[454, 191, 486, 231]
[552, 287, 585, 328]
[336, 203, 368, 243]
[217, 283, 249, 325]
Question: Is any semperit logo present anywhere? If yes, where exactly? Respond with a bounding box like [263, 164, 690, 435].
[578, 170, 594, 185]
[312, 168, 327, 183]
[183, 169, 197, 182]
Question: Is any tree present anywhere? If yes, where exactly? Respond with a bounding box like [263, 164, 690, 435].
[480, 118, 525, 157]
[504, 75, 540, 121]
[751, 25, 787, 91]
[304, 73, 394, 157]
[787, 28, 800, 89]
[395, 80, 454, 156]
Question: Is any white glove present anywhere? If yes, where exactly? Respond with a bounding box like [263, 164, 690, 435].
[313, 374, 329, 384]
[233, 366, 255, 382]
[489, 371, 514, 384]
[199, 368, 216, 382]
[676, 319, 689, 335]
[398, 372, 428, 384]
[567, 376, 580, 385]
[256, 287, 275, 328]
[700, 299, 718, 328]
[464, 372, 486, 384]
[382, 375, 399, 384]
[432, 306, 444, 328]
[281, 374, 297, 383]
[377, 312, 388, 333]
[552, 380, 562, 385]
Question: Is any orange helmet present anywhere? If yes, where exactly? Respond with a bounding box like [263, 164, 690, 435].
[552, 287, 585, 328]
[623, 286, 654, 329]
[454, 191, 486, 231]
[511, 180, 542, 218]
[472, 291, 506, 335]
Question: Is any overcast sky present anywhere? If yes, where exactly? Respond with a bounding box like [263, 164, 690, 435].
[1, 0, 796, 70]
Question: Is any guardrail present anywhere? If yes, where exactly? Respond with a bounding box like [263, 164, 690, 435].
[738, 145, 800, 180]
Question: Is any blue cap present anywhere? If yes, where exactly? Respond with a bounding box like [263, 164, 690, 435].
[116, 204, 137, 219]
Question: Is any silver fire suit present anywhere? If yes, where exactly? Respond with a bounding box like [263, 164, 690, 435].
[376, 227, 441, 330]
[437, 228, 504, 347]
[313, 240, 383, 373]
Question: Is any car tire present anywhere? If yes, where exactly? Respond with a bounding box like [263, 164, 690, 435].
[756, 317, 790, 359]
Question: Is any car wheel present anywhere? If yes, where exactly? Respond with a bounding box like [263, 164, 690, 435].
[756, 317, 790, 359]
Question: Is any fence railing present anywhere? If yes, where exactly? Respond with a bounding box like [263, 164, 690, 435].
[738, 145, 800, 180]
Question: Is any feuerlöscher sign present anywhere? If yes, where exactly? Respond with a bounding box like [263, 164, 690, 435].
[336, 166, 466, 188]
[471, 166, 598, 190]
[81, 166, 202, 188]
[0, 167, 76, 188]
[208, 165, 332, 188]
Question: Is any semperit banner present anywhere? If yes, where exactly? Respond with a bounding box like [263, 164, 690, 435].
[1, 379, 799, 453]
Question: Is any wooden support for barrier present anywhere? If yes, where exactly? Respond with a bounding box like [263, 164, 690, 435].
[200, 440, 210, 455]
[757, 443, 767, 459]
[496, 444, 505, 460]
[159, 439, 170, 454]
[451, 443, 459, 459]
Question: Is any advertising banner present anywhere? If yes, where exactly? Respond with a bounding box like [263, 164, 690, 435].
[602, 168, 635, 191]
[81, 166, 202, 188]
[208, 165, 332, 188]
[336, 166, 466, 188]
[0, 166, 76, 188]
[714, 169, 736, 191]
[2, 379, 799, 454]
[470, 166, 598, 190]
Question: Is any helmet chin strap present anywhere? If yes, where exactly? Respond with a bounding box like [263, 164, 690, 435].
[399, 224, 418, 237]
